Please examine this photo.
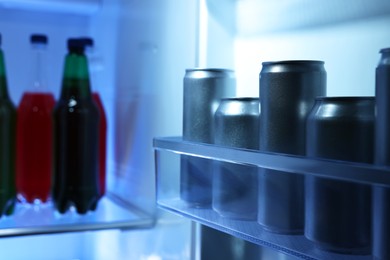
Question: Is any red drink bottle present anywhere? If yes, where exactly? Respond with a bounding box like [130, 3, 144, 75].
[16, 34, 55, 203]
[93, 92, 107, 197]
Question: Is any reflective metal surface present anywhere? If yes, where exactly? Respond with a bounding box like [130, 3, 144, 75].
[181, 68, 235, 207]
[213, 98, 259, 220]
[305, 96, 375, 255]
[258, 60, 326, 234]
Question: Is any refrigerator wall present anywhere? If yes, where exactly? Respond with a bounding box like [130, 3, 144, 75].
[0, 0, 196, 258]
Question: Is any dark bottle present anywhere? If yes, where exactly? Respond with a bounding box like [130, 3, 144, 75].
[373, 47, 390, 260]
[0, 33, 17, 217]
[52, 38, 100, 214]
[82, 37, 107, 198]
[16, 34, 55, 203]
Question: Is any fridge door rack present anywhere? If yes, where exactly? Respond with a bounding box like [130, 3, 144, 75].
[153, 136, 386, 260]
[0, 193, 155, 237]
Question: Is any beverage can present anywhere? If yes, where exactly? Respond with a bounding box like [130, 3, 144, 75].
[212, 97, 259, 220]
[305, 96, 374, 254]
[181, 68, 235, 207]
[258, 60, 326, 234]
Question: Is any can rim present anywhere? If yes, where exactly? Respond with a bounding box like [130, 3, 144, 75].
[185, 68, 234, 73]
[380, 48, 390, 54]
[262, 60, 324, 65]
[220, 97, 259, 102]
[315, 96, 375, 101]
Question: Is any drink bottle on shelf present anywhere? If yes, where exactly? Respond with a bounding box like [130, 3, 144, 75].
[52, 38, 100, 214]
[82, 37, 107, 198]
[373, 47, 390, 260]
[92, 92, 107, 197]
[16, 34, 55, 204]
[0, 33, 17, 217]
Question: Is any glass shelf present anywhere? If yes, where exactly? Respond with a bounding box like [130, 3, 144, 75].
[0, 193, 155, 237]
[154, 136, 390, 187]
[153, 136, 384, 260]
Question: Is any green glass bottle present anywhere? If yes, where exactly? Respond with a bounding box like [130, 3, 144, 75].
[0, 33, 17, 217]
[53, 38, 100, 214]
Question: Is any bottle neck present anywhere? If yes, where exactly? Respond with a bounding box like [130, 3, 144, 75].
[61, 52, 91, 99]
[31, 44, 48, 92]
[0, 49, 10, 98]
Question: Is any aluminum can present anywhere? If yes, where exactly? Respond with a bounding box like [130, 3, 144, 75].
[258, 60, 326, 234]
[181, 68, 235, 207]
[212, 97, 260, 220]
[374, 47, 390, 260]
[305, 97, 374, 255]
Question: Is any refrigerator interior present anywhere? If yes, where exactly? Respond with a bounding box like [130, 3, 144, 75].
[0, 0, 390, 259]
[0, 0, 195, 259]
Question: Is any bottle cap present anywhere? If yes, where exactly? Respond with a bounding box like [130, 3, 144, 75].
[79, 37, 94, 48]
[380, 48, 390, 54]
[67, 38, 86, 54]
[31, 34, 48, 44]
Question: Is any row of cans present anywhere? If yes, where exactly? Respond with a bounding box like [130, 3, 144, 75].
[180, 47, 390, 258]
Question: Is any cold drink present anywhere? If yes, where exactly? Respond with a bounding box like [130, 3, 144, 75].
[16, 34, 55, 203]
[92, 92, 107, 197]
[53, 38, 100, 214]
[0, 33, 16, 217]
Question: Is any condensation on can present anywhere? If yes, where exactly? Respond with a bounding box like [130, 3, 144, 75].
[305, 96, 374, 255]
[183, 68, 236, 143]
[258, 60, 326, 234]
[181, 68, 236, 207]
[213, 97, 260, 220]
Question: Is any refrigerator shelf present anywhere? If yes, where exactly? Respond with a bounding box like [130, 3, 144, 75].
[153, 136, 382, 260]
[158, 199, 370, 260]
[154, 136, 390, 187]
[0, 194, 155, 237]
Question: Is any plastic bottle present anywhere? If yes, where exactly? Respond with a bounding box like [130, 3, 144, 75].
[0, 33, 17, 217]
[52, 38, 100, 214]
[82, 37, 107, 198]
[16, 34, 55, 203]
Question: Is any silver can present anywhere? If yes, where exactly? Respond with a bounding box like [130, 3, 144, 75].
[181, 68, 235, 207]
[374, 47, 390, 260]
[305, 97, 374, 255]
[258, 60, 326, 234]
[212, 97, 260, 220]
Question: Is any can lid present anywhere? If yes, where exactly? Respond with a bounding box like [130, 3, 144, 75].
[315, 96, 375, 102]
[185, 68, 234, 73]
[220, 97, 259, 102]
[185, 68, 235, 79]
[262, 60, 324, 66]
[261, 60, 325, 73]
[31, 34, 48, 45]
